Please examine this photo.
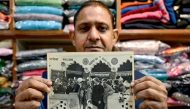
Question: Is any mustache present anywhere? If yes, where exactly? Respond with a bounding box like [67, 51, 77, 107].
[84, 41, 105, 49]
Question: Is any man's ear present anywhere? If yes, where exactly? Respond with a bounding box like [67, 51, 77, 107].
[112, 29, 119, 45]
[69, 31, 76, 47]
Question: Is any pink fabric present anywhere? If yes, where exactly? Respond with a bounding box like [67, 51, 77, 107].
[167, 97, 189, 106]
[121, 10, 162, 23]
[22, 69, 46, 76]
[0, 48, 13, 56]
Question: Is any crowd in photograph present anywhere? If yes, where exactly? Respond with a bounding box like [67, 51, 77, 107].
[52, 75, 131, 109]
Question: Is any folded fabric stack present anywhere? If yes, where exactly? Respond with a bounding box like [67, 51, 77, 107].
[15, 48, 64, 82]
[63, 0, 116, 31]
[0, 39, 13, 106]
[14, 0, 64, 30]
[0, 1, 12, 29]
[173, 0, 190, 28]
[115, 40, 190, 106]
[121, 0, 178, 29]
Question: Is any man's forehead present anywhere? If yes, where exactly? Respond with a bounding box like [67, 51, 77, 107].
[76, 6, 111, 25]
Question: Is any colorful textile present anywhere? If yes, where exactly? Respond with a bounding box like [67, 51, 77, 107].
[121, 4, 151, 14]
[15, 20, 62, 30]
[14, 13, 63, 23]
[121, 10, 162, 23]
[121, 0, 152, 9]
[15, 0, 62, 7]
[122, 5, 158, 17]
[15, 6, 63, 16]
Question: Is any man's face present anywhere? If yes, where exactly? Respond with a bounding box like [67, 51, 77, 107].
[70, 6, 118, 52]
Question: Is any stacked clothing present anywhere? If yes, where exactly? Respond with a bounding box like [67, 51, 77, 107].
[14, 0, 64, 30]
[115, 40, 190, 106]
[121, 0, 177, 29]
[15, 48, 64, 81]
[0, 1, 12, 29]
[63, 0, 116, 31]
[173, 0, 190, 28]
[0, 39, 13, 106]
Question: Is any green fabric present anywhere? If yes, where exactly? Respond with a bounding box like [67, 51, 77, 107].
[67, 0, 115, 7]
[0, 87, 12, 94]
[15, 0, 62, 7]
[0, 58, 6, 65]
[186, 25, 190, 29]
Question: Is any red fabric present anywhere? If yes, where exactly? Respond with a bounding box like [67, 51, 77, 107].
[0, 12, 11, 23]
[122, 5, 159, 17]
[22, 69, 47, 76]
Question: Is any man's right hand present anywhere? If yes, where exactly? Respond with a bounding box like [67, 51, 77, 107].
[15, 76, 52, 109]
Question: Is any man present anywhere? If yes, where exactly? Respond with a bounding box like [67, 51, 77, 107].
[102, 78, 115, 109]
[92, 77, 104, 109]
[15, 1, 168, 109]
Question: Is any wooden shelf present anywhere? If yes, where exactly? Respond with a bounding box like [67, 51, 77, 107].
[119, 29, 190, 42]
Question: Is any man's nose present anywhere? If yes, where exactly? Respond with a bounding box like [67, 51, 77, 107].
[87, 27, 100, 41]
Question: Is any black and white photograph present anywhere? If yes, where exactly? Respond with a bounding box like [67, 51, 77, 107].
[47, 52, 134, 109]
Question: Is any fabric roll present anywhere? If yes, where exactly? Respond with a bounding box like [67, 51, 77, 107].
[122, 19, 176, 29]
[15, 6, 63, 16]
[121, 0, 152, 9]
[67, 0, 115, 7]
[16, 60, 47, 72]
[0, 3, 9, 15]
[0, 40, 12, 48]
[15, 0, 62, 7]
[121, 4, 151, 14]
[122, 5, 158, 17]
[14, 13, 63, 23]
[121, 10, 162, 23]
[180, 14, 190, 19]
[182, 8, 190, 14]
[164, 0, 176, 24]
[0, 48, 12, 56]
[122, 23, 166, 29]
[15, 20, 62, 30]
[0, 12, 11, 29]
[16, 48, 63, 58]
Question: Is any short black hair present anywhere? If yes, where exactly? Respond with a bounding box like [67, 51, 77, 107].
[74, 1, 115, 29]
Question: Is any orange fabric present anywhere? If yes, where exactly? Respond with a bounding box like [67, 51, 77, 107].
[121, 0, 153, 9]
[0, 12, 11, 23]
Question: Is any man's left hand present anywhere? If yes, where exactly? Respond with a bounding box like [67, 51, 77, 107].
[131, 76, 168, 109]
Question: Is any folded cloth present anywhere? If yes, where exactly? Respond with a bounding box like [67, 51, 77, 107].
[182, 8, 190, 14]
[0, 12, 11, 22]
[0, 48, 12, 56]
[122, 19, 176, 29]
[122, 4, 158, 17]
[121, 4, 151, 14]
[180, 14, 190, 19]
[15, 0, 62, 7]
[67, 0, 115, 7]
[0, 40, 12, 48]
[15, 20, 62, 30]
[153, 0, 170, 23]
[14, 13, 63, 23]
[15, 6, 63, 16]
[0, 3, 9, 15]
[122, 0, 148, 2]
[121, 10, 162, 23]
[64, 9, 77, 18]
[121, 0, 152, 9]
[164, 0, 176, 24]
[122, 23, 166, 29]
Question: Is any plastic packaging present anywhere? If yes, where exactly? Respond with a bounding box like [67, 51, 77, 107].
[172, 92, 190, 104]
[15, 60, 47, 72]
[134, 55, 165, 64]
[16, 48, 63, 58]
[0, 3, 9, 15]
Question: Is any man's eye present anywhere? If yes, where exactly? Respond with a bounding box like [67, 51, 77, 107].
[80, 26, 88, 31]
[99, 26, 107, 32]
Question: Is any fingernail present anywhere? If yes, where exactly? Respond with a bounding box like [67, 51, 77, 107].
[131, 88, 134, 94]
[131, 81, 135, 86]
[47, 81, 52, 85]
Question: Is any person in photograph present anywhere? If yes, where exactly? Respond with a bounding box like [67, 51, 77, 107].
[15, 1, 168, 109]
[91, 77, 104, 109]
[102, 78, 114, 109]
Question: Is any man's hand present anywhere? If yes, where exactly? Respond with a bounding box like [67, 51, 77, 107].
[15, 76, 52, 109]
[131, 76, 168, 109]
